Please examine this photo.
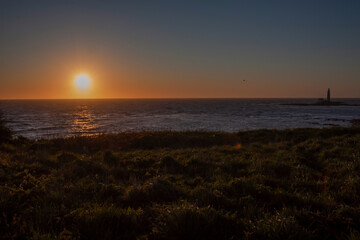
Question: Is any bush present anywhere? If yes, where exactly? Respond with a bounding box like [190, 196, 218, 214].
[123, 177, 181, 207]
[70, 205, 146, 240]
[0, 114, 12, 143]
[246, 210, 312, 240]
[153, 202, 240, 240]
[103, 150, 119, 166]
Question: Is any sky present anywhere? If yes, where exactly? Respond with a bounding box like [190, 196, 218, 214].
[0, 0, 359, 99]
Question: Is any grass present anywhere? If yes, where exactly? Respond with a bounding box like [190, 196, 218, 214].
[1, 121, 360, 239]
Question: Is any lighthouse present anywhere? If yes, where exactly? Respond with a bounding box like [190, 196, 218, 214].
[327, 88, 331, 102]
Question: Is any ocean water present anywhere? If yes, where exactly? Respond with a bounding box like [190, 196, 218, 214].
[0, 99, 359, 139]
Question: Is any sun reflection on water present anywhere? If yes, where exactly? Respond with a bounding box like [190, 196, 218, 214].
[71, 105, 99, 136]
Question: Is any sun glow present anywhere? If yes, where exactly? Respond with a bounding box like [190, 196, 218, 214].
[75, 74, 91, 90]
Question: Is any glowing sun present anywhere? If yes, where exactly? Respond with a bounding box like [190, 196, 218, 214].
[75, 74, 91, 90]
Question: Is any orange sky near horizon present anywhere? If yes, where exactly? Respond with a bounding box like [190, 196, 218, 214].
[0, 65, 357, 99]
[0, 37, 357, 99]
[0, 45, 357, 99]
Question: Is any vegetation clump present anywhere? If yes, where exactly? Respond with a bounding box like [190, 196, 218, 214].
[1, 120, 360, 239]
[0, 114, 12, 144]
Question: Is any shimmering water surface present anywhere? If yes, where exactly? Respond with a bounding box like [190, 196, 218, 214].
[0, 99, 359, 139]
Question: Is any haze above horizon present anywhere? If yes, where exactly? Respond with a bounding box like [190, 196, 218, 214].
[1, 1, 359, 99]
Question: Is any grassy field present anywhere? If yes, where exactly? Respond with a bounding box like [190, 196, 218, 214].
[1, 120, 360, 239]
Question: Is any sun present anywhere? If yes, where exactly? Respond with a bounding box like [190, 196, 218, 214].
[75, 74, 91, 90]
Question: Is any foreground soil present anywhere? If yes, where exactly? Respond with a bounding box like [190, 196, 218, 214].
[1, 127, 360, 239]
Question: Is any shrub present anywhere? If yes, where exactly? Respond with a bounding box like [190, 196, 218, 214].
[246, 210, 312, 240]
[160, 156, 181, 173]
[153, 202, 240, 239]
[0, 115, 12, 144]
[103, 150, 118, 167]
[57, 152, 79, 164]
[70, 205, 146, 240]
[123, 177, 181, 207]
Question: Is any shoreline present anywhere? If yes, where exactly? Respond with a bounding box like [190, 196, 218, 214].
[3, 125, 360, 141]
[5, 121, 359, 140]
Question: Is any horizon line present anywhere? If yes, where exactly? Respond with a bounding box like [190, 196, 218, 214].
[1, 97, 360, 100]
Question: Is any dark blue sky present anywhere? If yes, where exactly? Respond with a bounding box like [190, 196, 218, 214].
[1, 0, 359, 98]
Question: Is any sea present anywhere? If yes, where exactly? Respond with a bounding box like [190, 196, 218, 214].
[0, 98, 359, 139]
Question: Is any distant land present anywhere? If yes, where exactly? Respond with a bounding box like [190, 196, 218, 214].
[282, 101, 360, 106]
[282, 89, 360, 106]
